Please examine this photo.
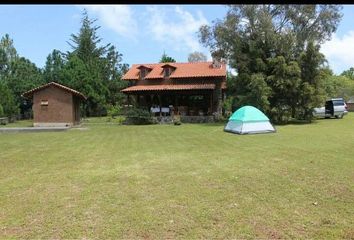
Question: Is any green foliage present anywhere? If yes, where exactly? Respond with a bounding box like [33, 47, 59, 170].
[106, 103, 122, 118]
[223, 95, 234, 117]
[266, 57, 301, 122]
[297, 41, 327, 120]
[247, 73, 272, 111]
[323, 74, 354, 101]
[227, 73, 271, 113]
[340, 67, 354, 80]
[0, 104, 4, 117]
[43, 49, 66, 83]
[125, 107, 153, 125]
[0, 34, 42, 117]
[0, 34, 18, 64]
[159, 51, 176, 63]
[57, 10, 128, 117]
[4, 57, 44, 115]
[0, 81, 19, 116]
[0, 48, 7, 74]
[173, 114, 182, 125]
[200, 5, 342, 123]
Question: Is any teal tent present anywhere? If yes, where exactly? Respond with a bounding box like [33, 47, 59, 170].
[224, 106, 275, 134]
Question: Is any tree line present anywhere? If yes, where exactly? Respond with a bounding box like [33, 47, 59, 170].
[0, 9, 201, 119]
[1, 6, 354, 123]
[0, 10, 129, 118]
[199, 5, 354, 123]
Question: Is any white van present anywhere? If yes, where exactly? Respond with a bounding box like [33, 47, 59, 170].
[313, 98, 348, 119]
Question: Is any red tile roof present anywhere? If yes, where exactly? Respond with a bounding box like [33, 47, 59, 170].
[121, 84, 216, 92]
[22, 82, 87, 100]
[122, 61, 226, 80]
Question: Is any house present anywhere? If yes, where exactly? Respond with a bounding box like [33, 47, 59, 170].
[347, 97, 354, 112]
[22, 82, 86, 127]
[121, 60, 227, 121]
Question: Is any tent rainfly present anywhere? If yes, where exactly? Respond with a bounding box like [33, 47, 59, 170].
[224, 105, 276, 134]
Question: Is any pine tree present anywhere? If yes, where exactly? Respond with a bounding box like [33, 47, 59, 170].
[64, 9, 128, 116]
[159, 51, 176, 63]
[43, 49, 65, 83]
[298, 41, 326, 121]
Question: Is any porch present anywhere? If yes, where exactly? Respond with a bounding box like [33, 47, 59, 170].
[126, 90, 219, 117]
[152, 115, 216, 124]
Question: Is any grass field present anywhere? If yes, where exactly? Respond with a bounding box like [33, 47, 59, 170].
[0, 115, 353, 239]
[0, 119, 33, 128]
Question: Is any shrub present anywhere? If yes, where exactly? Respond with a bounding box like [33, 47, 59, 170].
[106, 103, 122, 118]
[173, 114, 181, 125]
[125, 107, 153, 125]
[269, 105, 292, 124]
[0, 104, 4, 117]
[106, 115, 126, 124]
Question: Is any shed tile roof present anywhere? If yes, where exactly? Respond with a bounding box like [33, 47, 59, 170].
[121, 84, 216, 92]
[122, 61, 226, 80]
[22, 82, 87, 100]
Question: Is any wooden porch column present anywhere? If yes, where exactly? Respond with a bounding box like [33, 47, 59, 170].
[174, 93, 178, 116]
[150, 94, 154, 107]
[158, 95, 162, 116]
[210, 92, 213, 115]
[127, 94, 130, 105]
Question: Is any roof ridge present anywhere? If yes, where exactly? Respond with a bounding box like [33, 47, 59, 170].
[22, 81, 87, 100]
[132, 61, 216, 66]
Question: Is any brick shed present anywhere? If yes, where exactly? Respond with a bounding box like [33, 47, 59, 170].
[347, 97, 354, 112]
[22, 82, 86, 127]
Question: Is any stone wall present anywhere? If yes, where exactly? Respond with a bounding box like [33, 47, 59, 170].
[152, 115, 215, 124]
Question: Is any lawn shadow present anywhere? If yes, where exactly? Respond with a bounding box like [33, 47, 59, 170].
[197, 121, 227, 127]
[274, 118, 327, 126]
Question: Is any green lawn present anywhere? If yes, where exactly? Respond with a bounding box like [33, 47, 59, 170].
[0, 119, 33, 128]
[0, 115, 353, 239]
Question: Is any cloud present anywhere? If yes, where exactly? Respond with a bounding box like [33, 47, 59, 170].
[146, 6, 208, 53]
[321, 31, 354, 74]
[82, 5, 138, 40]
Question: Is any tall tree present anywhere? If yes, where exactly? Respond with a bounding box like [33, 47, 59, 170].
[0, 81, 18, 117]
[5, 57, 44, 115]
[64, 10, 128, 116]
[188, 51, 207, 62]
[267, 57, 302, 122]
[322, 68, 354, 101]
[0, 34, 18, 77]
[103, 45, 129, 106]
[159, 51, 176, 63]
[340, 67, 354, 80]
[43, 49, 66, 83]
[0, 48, 7, 76]
[298, 41, 326, 120]
[199, 4, 342, 123]
[0, 34, 42, 117]
[0, 34, 18, 63]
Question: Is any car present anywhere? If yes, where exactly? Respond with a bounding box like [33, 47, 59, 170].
[313, 98, 348, 119]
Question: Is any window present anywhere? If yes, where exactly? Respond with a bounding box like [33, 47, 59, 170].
[41, 100, 48, 106]
[140, 69, 146, 79]
[333, 100, 344, 106]
[164, 68, 170, 78]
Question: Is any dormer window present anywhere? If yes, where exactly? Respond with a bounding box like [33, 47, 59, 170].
[137, 65, 152, 80]
[161, 64, 176, 79]
[140, 68, 147, 79]
[164, 68, 171, 78]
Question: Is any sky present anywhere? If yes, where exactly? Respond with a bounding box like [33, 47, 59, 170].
[0, 4, 353, 74]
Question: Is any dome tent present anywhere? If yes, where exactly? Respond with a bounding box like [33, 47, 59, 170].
[224, 106, 275, 134]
